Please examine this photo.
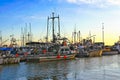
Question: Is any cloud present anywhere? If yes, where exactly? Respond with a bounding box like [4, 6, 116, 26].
[67, 0, 77, 3]
[66, 0, 120, 8]
[108, 0, 120, 5]
[24, 15, 45, 20]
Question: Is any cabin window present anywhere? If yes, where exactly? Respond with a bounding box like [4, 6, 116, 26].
[65, 48, 69, 51]
[61, 49, 64, 51]
[60, 49, 64, 53]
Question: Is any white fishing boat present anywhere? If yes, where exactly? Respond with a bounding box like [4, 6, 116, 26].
[26, 46, 76, 62]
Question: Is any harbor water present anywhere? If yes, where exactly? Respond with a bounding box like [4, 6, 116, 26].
[0, 55, 120, 80]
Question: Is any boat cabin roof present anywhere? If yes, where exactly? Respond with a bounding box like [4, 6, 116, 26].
[59, 46, 70, 49]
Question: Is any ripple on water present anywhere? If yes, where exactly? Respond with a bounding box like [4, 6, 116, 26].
[1, 55, 120, 80]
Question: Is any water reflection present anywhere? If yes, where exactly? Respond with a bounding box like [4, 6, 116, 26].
[25, 60, 73, 80]
[1, 55, 120, 80]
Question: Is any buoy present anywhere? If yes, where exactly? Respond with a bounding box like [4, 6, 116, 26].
[24, 52, 28, 56]
[15, 53, 19, 57]
[64, 55, 67, 59]
[56, 54, 61, 58]
[42, 49, 47, 54]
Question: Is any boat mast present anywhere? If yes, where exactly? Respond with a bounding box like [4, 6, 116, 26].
[89, 31, 91, 40]
[49, 12, 59, 43]
[0, 31, 2, 46]
[119, 36, 120, 42]
[58, 15, 60, 38]
[46, 17, 49, 42]
[78, 30, 80, 43]
[74, 26, 76, 43]
[21, 27, 25, 47]
[27, 23, 32, 42]
[29, 23, 32, 42]
[102, 23, 104, 44]
[52, 12, 55, 43]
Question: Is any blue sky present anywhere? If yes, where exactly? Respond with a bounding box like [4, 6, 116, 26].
[0, 0, 120, 45]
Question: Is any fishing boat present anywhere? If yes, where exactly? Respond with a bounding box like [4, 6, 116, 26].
[25, 12, 77, 62]
[76, 48, 102, 57]
[88, 49, 102, 57]
[76, 40, 103, 57]
[102, 44, 119, 55]
[0, 47, 20, 64]
[26, 46, 76, 62]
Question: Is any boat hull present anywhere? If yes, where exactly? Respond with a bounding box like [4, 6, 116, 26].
[76, 49, 102, 57]
[88, 49, 102, 57]
[0, 57, 20, 65]
[26, 53, 76, 62]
